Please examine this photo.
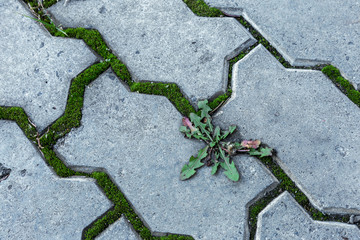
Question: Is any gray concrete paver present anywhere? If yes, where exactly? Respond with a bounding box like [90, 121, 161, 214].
[96, 216, 140, 240]
[214, 45, 360, 215]
[54, 70, 278, 239]
[49, 0, 255, 102]
[204, 0, 360, 89]
[256, 192, 360, 240]
[0, 121, 112, 239]
[0, 0, 98, 132]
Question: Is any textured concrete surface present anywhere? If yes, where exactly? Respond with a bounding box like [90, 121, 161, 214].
[49, 0, 255, 102]
[256, 192, 360, 240]
[0, 0, 97, 132]
[96, 216, 139, 240]
[1, 0, 360, 239]
[54, 70, 278, 239]
[204, 0, 360, 89]
[0, 121, 112, 239]
[214, 45, 360, 215]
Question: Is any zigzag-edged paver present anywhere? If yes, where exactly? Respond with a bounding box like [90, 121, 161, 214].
[54, 70, 278, 239]
[0, 121, 112, 239]
[96, 216, 139, 240]
[0, 0, 98, 132]
[256, 192, 360, 240]
[214, 45, 360, 215]
[48, 0, 255, 102]
[204, 0, 360, 89]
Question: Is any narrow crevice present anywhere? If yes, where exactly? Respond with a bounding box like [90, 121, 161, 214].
[184, 0, 360, 238]
[2, 1, 356, 239]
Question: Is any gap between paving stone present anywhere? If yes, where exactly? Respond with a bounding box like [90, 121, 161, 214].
[48, 0, 258, 104]
[4, 0, 358, 239]
[0, 120, 113, 239]
[203, 0, 360, 90]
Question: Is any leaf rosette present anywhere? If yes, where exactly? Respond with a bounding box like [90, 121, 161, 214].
[180, 100, 272, 182]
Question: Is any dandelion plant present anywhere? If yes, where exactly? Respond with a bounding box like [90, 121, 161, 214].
[180, 100, 272, 182]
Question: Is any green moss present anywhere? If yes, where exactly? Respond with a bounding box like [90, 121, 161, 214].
[0, 107, 37, 142]
[41, 146, 78, 177]
[40, 62, 110, 147]
[87, 172, 194, 240]
[322, 65, 360, 107]
[182, 0, 222, 17]
[15, 1, 356, 239]
[235, 17, 293, 69]
[208, 89, 232, 110]
[130, 82, 195, 117]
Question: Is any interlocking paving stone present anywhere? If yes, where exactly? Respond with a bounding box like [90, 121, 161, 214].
[214, 45, 360, 215]
[204, 0, 360, 89]
[0, 0, 98, 132]
[54, 70, 278, 239]
[0, 121, 112, 239]
[49, 0, 255, 103]
[256, 192, 360, 240]
[96, 216, 139, 240]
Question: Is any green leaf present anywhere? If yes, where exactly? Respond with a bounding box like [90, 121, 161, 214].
[259, 147, 272, 158]
[211, 162, 220, 175]
[215, 151, 220, 161]
[209, 142, 216, 147]
[249, 148, 261, 156]
[221, 125, 237, 140]
[180, 146, 209, 180]
[228, 125, 236, 134]
[179, 126, 189, 133]
[249, 147, 272, 158]
[189, 113, 212, 141]
[220, 161, 240, 181]
[198, 100, 214, 132]
[213, 126, 221, 142]
[218, 147, 240, 181]
[198, 100, 212, 119]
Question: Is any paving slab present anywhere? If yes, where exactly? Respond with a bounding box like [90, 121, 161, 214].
[214, 45, 360, 215]
[96, 216, 139, 240]
[48, 0, 255, 103]
[54, 70, 278, 239]
[204, 0, 360, 89]
[0, 121, 112, 239]
[256, 192, 360, 240]
[0, 0, 98, 132]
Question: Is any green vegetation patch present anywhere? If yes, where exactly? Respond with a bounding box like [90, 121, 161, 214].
[0, 107, 37, 142]
[87, 172, 194, 240]
[40, 62, 110, 147]
[247, 155, 352, 240]
[11, 1, 356, 239]
[322, 65, 360, 106]
[183, 0, 222, 17]
[130, 82, 195, 117]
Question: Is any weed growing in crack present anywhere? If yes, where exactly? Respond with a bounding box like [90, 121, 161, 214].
[180, 100, 272, 181]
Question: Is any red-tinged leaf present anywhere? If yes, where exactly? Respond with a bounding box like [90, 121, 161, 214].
[241, 140, 261, 149]
[182, 117, 198, 133]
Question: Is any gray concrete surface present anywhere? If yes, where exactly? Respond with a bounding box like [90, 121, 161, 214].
[0, 0, 98, 132]
[49, 0, 255, 103]
[96, 216, 140, 240]
[204, 0, 360, 89]
[256, 192, 360, 240]
[214, 45, 360, 215]
[0, 121, 112, 239]
[54, 70, 278, 239]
